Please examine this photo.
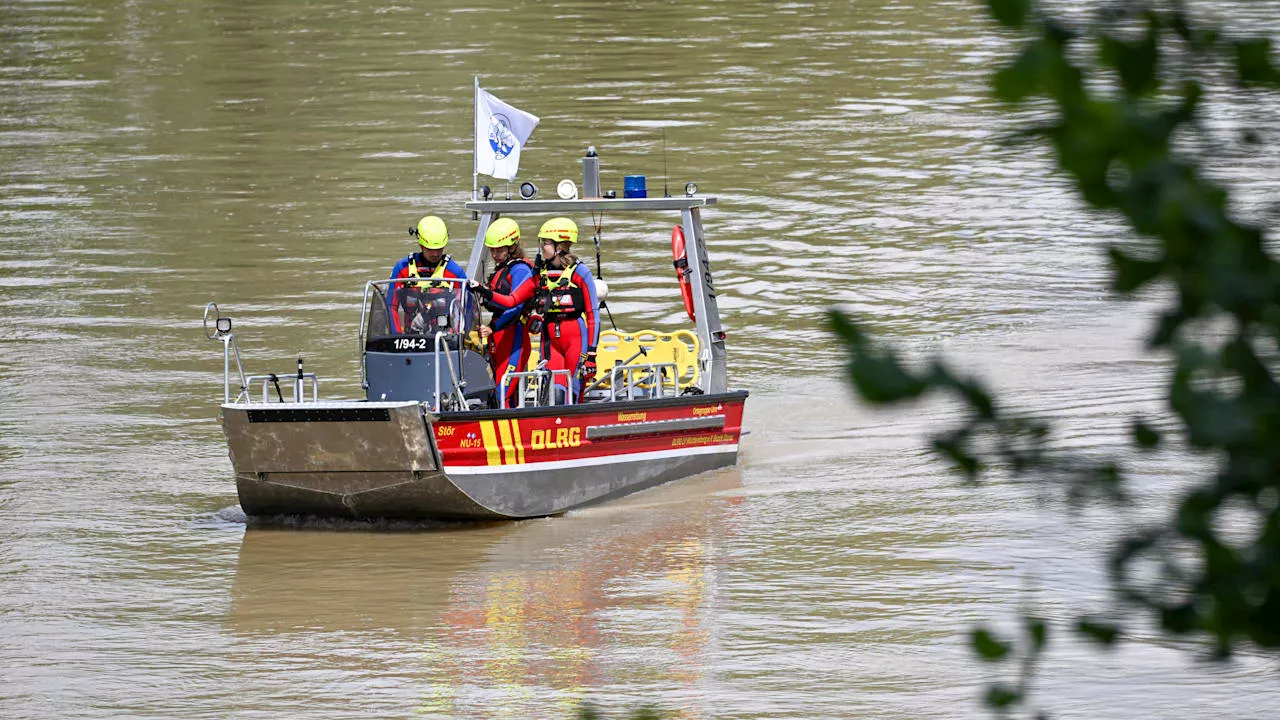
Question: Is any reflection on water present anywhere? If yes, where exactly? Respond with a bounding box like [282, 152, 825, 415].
[229, 471, 742, 719]
[5, 0, 1280, 718]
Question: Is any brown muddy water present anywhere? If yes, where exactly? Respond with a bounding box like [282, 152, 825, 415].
[3, 0, 1280, 718]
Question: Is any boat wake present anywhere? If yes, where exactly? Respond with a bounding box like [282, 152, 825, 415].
[192, 505, 249, 528]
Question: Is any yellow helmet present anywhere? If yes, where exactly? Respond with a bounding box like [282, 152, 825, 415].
[413, 215, 449, 249]
[484, 218, 521, 248]
[537, 217, 578, 244]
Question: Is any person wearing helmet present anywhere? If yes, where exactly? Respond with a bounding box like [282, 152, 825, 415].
[527, 217, 599, 403]
[467, 218, 536, 408]
[387, 215, 468, 334]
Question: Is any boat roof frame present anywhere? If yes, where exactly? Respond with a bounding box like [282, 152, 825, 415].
[463, 197, 716, 214]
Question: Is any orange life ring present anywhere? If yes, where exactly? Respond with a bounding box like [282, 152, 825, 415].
[671, 225, 696, 322]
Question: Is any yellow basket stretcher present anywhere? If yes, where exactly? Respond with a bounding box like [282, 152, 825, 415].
[527, 328, 700, 398]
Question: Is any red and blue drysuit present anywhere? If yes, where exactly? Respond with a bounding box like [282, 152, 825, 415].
[483, 258, 536, 408]
[536, 261, 600, 402]
[387, 252, 467, 334]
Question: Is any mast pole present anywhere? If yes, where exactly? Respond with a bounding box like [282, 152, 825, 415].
[472, 76, 479, 202]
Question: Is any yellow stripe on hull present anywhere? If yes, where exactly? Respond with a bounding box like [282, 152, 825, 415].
[510, 419, 525, 464]
[496, 419, 515, 465]
[478, 421, 501, 466]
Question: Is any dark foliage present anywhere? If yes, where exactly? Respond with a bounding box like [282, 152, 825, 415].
[830, 0, 1280, 714]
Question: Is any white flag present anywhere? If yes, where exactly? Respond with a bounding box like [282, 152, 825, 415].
[475, 87, 539, 181]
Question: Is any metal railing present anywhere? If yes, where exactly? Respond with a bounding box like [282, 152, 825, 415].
[204, 302, 248, 404]
[205, 302, 323, 405]
[606, 362, 679, 401]
[499, 363, 576, 409]
[433, 330, 469, 412]
[243, 373, 319, 403]
[578, 346, 677, 401]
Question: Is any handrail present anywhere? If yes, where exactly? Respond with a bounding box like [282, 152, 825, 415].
[204, 302, 248, 404]
[205, 303, 330, 406]
[433, 331, 468, 412]
[498, 371, 533, 409]
[608, 362, 679, 401]
[582, 346, 649, 396]
[241, 373, 319, 403]
[499, 365, 575, 409]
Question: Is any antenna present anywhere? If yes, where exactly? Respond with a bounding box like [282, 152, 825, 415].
[662, 129, 670, 198]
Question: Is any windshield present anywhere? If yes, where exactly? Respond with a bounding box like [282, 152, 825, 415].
[364, 278, 476, 349]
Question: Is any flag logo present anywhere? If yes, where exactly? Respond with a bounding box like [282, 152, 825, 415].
[488, 114, 516, 160]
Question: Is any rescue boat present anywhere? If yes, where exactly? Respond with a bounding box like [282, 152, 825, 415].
[205, 192, 745, 521]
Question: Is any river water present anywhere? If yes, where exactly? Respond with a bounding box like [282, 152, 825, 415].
[3, 1, 1280, 718]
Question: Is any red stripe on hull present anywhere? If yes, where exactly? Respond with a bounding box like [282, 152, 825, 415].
[434, 398, 745, 468]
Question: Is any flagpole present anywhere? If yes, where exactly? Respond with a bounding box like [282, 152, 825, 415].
[472, 76, 479, 202]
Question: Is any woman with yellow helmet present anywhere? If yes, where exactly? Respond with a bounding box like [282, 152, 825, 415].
[469, 218, 536, 408]
[529, 217, 600, 403]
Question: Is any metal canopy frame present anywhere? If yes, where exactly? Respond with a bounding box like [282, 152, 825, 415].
[462, 195, 727, 394]
[463, 197, 716, 214]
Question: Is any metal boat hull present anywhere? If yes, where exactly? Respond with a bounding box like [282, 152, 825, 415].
[222, 392, 747, 520]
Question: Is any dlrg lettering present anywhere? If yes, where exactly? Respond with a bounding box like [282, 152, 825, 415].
[530, 426, 581, 450]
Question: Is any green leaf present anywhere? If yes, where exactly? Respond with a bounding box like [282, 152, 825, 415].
[1026, 616, 1048, 652]
[1235, 38, 1280, 86]
[1162, 604, 1199, 635]
[1109, 246, 1165, 293]
[987, 0, 1030, 29]
[995, 40, 1049, 102]
[972, 627, 1012, 661]
[962, 379, 993, 417]
[1132, 420, 1161, 449]
[934, 435, 981, 479]
[826, 309, 867, 349]
[831, 311, 933, 404]
[1150, 309, 1187, 348]
[1077, 619, 1120, 646]
[850, 353, 927, 403]
[985, 683, 1022, 709]
[1169, 10, 1192, 43]
[1100, 30, 1159, 96]
[1093, 463, 1121, 492]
